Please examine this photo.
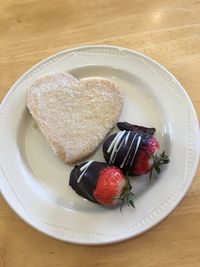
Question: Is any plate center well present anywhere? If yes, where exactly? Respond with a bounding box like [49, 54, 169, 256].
[18, 66, 166, 211]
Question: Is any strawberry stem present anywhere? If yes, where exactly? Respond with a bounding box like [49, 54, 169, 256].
[116, 177, 135, 211]
[150, 150, 170, 180]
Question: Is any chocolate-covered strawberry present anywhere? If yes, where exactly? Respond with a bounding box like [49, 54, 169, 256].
[69, 161, 134, 209]
[103, 122, 169, 177]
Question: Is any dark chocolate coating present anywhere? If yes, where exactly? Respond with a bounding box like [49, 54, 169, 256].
[117, 122, 156, 136]
[103, 130, 152, 175]
[69, 161, 109, 203]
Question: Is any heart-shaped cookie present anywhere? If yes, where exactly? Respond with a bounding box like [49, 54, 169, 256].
[27, 72, 123, 164]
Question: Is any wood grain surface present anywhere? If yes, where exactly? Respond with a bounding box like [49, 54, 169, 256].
[0, 0, 200, 266]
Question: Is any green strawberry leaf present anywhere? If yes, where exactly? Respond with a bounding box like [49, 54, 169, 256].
[115, 177, 136, 211]
[150, 150, 170, 180]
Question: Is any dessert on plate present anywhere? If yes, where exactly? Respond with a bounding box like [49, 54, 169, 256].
[70, 122, 169, 209]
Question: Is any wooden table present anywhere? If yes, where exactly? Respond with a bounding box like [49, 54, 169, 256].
[0, 0, 200, 266]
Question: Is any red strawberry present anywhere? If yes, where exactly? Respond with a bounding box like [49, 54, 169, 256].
[69, 161, 134, 209]
[93, 166, 126, 205]
[132, 136, 160, 175]
[103, 122, 169, 177]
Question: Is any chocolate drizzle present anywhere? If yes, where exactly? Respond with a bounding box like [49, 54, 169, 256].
[103, 122, 156, 174]
[103, 131, 142, 173]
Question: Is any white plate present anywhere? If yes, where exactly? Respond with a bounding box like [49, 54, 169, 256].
[0, 45, 199, 245]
